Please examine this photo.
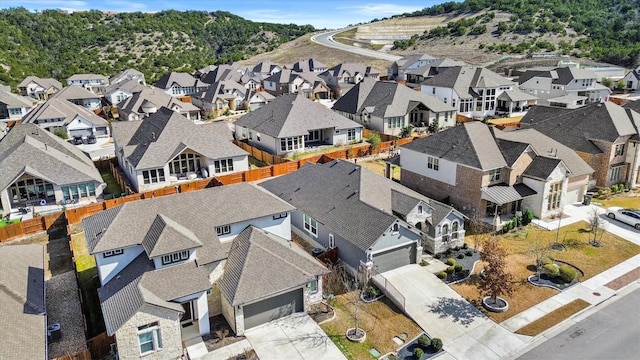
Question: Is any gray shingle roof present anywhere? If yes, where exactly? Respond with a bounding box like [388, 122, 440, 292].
[154, 72, 207, 90]
[495, 139, 532, 167]
[260, 160, 460, 250]
[110, 68, 144, 84]
[105, 79, 146, 96]
[497, 88, 538, 102]
[402, 122, 507, 170]
[333, 79, 454, 117]
[52, 86, 100, 101]
[111, 107, 247, 170]
[18, 76, 63, 90]
[0, 124, 103, 192]
[142, 214, 203, 258]
[219, 226, 328, 306]
[67, 74, 108, 82]
[0, 90, 36, 108]
[22, 98, 108, 126]
[82, 183, 295, 258]
[520, 102, 638, 153]
[0, 244, 46, 360]
[322, 63, 381, 78]
[116, 87, 200, 118]
[422, 66, 514, 99]
[234, 93, 361, 138]
[523, 156, 563, 179]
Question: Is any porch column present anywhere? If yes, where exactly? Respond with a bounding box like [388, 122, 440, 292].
[629, 141, 640, 187]
[196, 293, 210, 335]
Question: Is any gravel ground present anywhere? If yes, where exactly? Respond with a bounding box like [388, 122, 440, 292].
[47, 271, 87, 359]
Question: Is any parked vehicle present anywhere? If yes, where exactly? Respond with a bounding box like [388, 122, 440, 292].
[85, 135, 97, 144]
[71, 136, 83, 145]
[606, 207, 640, 230]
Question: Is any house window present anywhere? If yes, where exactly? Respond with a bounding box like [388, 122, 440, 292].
[459, 99, 473, 113]
[273, 212, 288, 220]
[169, 153, 201, 175]
[161, 250, 190, 265]
[280, 136, 303, 152]
[256, 133, 261, 141]
[432, 88, 436, 95]
[142, 169, 165, 184]
[609, 166, 623, 182]
[614, 143, 625, 156]
[427, 156, 439, 171]
[452, 222, 459, 239]
[489, 168, 501, 183]
[305, 130, 321, 142]
[387, 116, 404, 129]
[216, 225, 231, 236]
[392, 223, 399, 233]
[103, 249, 124, 258]
[347, 128, 356, 141]
[61, 182, 97, 201]
[329, 234, 335, 248]
[309, 278, 318, 293]
[547, 182, 562, 210]
[214, 159, 234, 174]
[303, 214, 318, 237]
[138, 322, 162, 355]
[484, 88, 496, 111]
[418, 205, 423, 214]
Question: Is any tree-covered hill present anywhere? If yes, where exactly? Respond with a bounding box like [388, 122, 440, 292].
[392, 0, 640, 67]
[0, 8, 314, 86]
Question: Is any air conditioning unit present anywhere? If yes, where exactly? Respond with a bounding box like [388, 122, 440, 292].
[47, 323, 62, 343]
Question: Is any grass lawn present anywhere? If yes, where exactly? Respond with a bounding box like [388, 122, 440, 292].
[595, 194, 640, 209]
[100, 168, 123, 197]
[515, 299, 590, 336]
[249, 156, 269, 168]
[0, 218, 21, 227]
[71, 232, 104, 336]
[359, 160, 401, 180]
[321, 292, 421, 360]
[286, 142, 370, 161]
[451, 222, 640, 323]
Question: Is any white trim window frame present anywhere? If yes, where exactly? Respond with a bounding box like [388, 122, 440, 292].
[138, 322, 162, 355]
[303, 214, 318, 237]
[216, 224, 231, 236]
[427, 156, 439, 171]
[103, 249, 124, 258]
[161, 250, 190, 265]
[329, 234, 335, 248]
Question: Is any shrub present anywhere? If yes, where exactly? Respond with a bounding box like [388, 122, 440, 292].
[444, 249, 452, 256]
[457, 253, 465, 259]
[523, 209, 534, 225]
[610, 185, 618, 193]
[453, 246, 461, 251]
[53, 128, 68, 140]
[462, 243, 468, 249]
[544, 263, 559, 277]
[454, 264, 463, 272]
[559, 264, 578, 283]
[431, 338, 443, 351]
[420, 260, 429, 266]
[465, 250, 473, 257]
[418, 335, 431, 348]
[364, 285, 381, 299]
[446, 258, 456, 266]
[434, 254, 442, 259]
[540, 257, 554, 265]
[413, 348, 424, 359]
[446, 266, 455, 274]
[438, 271, 447, 279]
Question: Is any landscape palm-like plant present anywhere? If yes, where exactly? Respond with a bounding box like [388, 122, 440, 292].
[479, 236, 514, 304]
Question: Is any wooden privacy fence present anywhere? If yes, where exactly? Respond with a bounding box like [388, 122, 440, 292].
[234, 140, 289, 165]
[87, 332, 116, 359]
[0, 212, 65, 243]
[51, 350, 91, 360]
[363, 128, 398, 142]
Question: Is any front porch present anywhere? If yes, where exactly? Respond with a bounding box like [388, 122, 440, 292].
[481, 183, 537, 230]
[496, 90, 537, 117]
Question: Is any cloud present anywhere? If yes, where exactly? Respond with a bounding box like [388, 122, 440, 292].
[235, 9, 331, 28]
[340, 3, 423, 16]
[11, 0, 89, 7]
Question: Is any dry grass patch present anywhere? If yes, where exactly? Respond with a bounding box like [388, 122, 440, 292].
[320, 292, 421, 360]
[359, 160, 400, 179]
[596, 194, 640, 209]
[515, 299, 590, 336]
[451, 222, 640, 323]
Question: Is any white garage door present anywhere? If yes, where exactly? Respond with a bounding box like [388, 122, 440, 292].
[565, 186, 582, 204]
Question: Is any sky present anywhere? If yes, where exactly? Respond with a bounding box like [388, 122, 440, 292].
[1, 0, 443, 29]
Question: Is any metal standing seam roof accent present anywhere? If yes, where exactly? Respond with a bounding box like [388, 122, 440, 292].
[481, 184, 537, 205]
[219, 226, 329, 306]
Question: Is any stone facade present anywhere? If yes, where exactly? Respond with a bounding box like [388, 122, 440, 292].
[115, 306, 182, 360]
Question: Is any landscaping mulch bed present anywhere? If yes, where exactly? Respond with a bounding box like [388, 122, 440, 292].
[435, 248, 481, 284]
[228, 349, 259, 360]
[202, 315, 246, 352]
[529, 260, 584, 291]
[605, 266, 640, 290]
[308, 301, 335, 324]
[515, 299, 590, 336]
[395, 333, 442, 360]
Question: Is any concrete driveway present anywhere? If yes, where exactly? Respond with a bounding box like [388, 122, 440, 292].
[562, 203, 640, 245]
[244, 313, 346, 360]
[379, 265, 528, 360]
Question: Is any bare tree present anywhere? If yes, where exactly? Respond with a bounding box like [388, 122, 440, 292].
[323, 262, 364, 338]
[323, 262, 348, 296]
[468, 210, 487, 253]
[528, 234, 549, 280]
[479, 236, 514, 304]
[588, 207, 606, 246]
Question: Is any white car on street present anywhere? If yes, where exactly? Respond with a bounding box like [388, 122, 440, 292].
[606, 207, 640, 230]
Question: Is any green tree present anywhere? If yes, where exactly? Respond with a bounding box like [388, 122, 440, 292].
[53, 128, 68, 140]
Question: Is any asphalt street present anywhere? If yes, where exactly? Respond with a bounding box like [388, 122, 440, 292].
[310, 29, 402, 62]
[518, 286, 640, 360]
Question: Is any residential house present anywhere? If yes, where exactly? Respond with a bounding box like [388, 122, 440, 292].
[117, 88, 202, 121]
[154, 72, 208, 97]
[0, 124, 105, 214]
[22, 98, 110, 139]
[388, 53, 438, 80]
[200, 64, 245, 84]
[51, 86, 102, 111]
[250, 61, 282, 77]
[400, 122, 593, 222]
[82, 183, 326, 358]
[234, 94, 363, 156]
[66, 74, 109, 94]
[105, 79, 146, 105]
[421, 66, 531, 119]
[0, 245, 47, 360]
[191, 80, 247, 116]
[332, 78, 456, 135]
[287, 58, 328, 73]
[263, 70, 330, 99]
[622, 65, 640, 91]
[521, 102, 640, 188]
[517, 67, 610, 106]
[319, 63, 381, 99]
[110, 68, 146, 86]
[244, 89, 275, 111]
[0, 123, 7, 140]
[404, 58, 466, 87]
[112, 107, 248, 192]
[18, 76, 63, 100]
[0, 89, 36, 121]
[261, 160, 467, 272]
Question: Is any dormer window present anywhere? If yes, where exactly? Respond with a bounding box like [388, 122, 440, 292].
[418, 205, 423, 214]
[489, 168, 501, 183]
[161, 250, 189, 265]
[103, 249, 124, 258]
[392, 223, 399, 233]
[216, 225, 231, 236]
[273, 213, 288, 220]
